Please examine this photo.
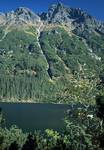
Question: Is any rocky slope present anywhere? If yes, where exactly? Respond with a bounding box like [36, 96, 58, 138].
[0, 3, 104, 103]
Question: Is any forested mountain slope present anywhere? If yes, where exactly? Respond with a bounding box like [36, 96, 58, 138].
[0, 3, 104, 103]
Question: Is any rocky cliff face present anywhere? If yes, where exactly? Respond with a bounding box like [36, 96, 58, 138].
[0, 13, 6, 25]
[40, 3, 104, 34]
[41, 3, 74, 24]
[0, 3, 104, 34]
[0, 7, 41, 26]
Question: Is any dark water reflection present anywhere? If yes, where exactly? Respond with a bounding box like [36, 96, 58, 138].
[0, 103, 70, 132]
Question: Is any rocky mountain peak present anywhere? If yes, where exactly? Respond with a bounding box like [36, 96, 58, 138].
[40, 2, 97, 26]
[1, 7, 41, 26]
[0, 3, 103, 33]
[41, 2, 73, 24]
[15, 7, 32, 14]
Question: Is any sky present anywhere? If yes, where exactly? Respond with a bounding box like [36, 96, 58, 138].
[0, 0, 104, 21]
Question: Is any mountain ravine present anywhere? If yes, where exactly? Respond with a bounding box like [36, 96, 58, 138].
[0, 3, 104, 104]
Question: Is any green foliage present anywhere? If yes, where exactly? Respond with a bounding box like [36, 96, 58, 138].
[0, 27, 4, 39]
[0, 113, 27, 149]
[0, 107, 104, 149]
[0, 25, 103, 104]
[40, 27, 100, 75]
[63, 106, 104, 149]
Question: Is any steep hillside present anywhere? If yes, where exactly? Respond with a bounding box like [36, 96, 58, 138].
[0, 3, 104, 103]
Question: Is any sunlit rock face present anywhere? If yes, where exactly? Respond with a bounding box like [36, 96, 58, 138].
[0, 13, 6, 25]
[40, 3, 104, 35]
[0, 7, 41, 26]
